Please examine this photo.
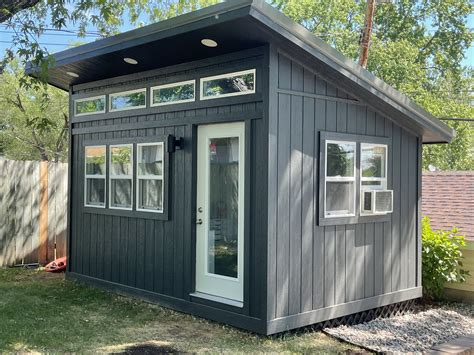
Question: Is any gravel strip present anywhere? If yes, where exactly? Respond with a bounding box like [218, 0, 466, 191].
[324, 303, 474, 353]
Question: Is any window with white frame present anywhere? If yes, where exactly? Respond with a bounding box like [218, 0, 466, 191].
[200, 69, 256, 100]
[110, 88, 146, 112]
[109, 144, 133, 210]
[151, 80, 195, 106]
[85, 146, 106, 207]
[361, 143, 387, 190]
[324, 140, 356, 218]
[74, 95, 106, 116]
[137, 142, 164, 212]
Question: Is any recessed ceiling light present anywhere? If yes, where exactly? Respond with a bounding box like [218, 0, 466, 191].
[201, 39, 218, 48]
[66, 71, 79, 78]
[124, 57, 138, 65]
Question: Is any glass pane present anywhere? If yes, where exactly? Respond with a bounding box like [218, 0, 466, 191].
[326, 181, 355, 216]
[138, 144, 163, 176]
[75, 97, 105, 115]
[207, 137, 239, 278]
[111, 146, 132, 176]
[152, 82, 194, 105]
[110, 90, 146, 110]
[362, 145, 386, 178]
[85, 146, 106, 175]
[111, 179, 132, 209]
[86, 178, 105, 206]
[327, 142, 355, 177]
[203, 71, 255, 98]
[138, 179, 163, 211]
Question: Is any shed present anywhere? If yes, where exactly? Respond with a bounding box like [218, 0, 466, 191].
[27, 0, 454, 334]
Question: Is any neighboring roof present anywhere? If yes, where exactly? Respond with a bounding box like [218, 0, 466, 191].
[422, 171, 474, 241]
[26, 0, 454, 143]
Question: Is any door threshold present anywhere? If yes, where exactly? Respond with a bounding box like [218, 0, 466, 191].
[190, 292, 243, 308]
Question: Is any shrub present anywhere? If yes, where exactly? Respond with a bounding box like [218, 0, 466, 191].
[422, 216, 470, 300]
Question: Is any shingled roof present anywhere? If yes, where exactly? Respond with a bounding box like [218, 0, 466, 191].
[422, 171, 474, 241]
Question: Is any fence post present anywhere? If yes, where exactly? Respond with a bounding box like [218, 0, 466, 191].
[39, 161, 49, 265]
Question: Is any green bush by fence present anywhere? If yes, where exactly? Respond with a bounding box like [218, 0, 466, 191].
[422, 216, 470, 300]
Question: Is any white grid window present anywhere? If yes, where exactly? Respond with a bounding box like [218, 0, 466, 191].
[324, 140, 356, 218]
[85, 146, 106, 208]
[109, 144, 133, 210]
[137, 142, 164, 213]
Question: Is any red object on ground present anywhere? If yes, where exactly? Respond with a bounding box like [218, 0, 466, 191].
[45, 257, 67, 272]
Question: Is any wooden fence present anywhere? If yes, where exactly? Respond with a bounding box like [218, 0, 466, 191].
[444, 241, 474, 304]
[0, 159, 68, 267]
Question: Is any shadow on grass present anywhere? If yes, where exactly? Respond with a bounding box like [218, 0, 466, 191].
[121, 343, 179, 354]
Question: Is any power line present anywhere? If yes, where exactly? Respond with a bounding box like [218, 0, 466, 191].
[439, 118, 474, 122]
[0, 30, 100, 37]
[0, 40, 71, 46]
[0, 24, 102, 36]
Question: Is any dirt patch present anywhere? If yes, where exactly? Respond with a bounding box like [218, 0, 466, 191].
[121, 343, 179, 354]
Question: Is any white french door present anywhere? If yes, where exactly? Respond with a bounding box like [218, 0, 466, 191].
[195, 122, 245, 303]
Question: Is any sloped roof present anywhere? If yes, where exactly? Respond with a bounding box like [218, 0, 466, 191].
[422, 171, 474, 241]
[26, 0, 454, 143]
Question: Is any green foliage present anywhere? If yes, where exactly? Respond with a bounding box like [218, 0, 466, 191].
[1, 0, 473, 169]
[0, 60, 68, 161]
[1, 0, 219, 78]
[274, 0, 473, 170]
[422, 216, 470, 300]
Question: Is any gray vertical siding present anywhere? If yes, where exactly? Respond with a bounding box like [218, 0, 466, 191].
[69, 50, 268, 325]
[267, 51, 420, 321]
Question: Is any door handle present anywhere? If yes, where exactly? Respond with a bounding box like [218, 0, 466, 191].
[196, 218, 203, 225]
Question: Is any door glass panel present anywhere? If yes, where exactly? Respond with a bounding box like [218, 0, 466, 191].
[207, 137, 239, 278]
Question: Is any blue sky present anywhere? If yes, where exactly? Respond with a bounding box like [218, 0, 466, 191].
[0, 7, 472, 67]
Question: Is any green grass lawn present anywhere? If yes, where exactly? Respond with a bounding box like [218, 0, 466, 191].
[0, 268, 359, 353]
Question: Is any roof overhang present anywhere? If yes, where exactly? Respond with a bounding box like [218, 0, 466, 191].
[26, 0, 454, 143]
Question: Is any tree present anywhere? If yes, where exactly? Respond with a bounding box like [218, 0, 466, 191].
[273, 0, 473, 170]
[1, 0, 473, 168]
[1, 0, 219, 74]
[0, 60, 68, 162]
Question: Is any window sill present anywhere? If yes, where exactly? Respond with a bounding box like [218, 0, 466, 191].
[82, 206, 169, 220]
[318, 213, 391, 226]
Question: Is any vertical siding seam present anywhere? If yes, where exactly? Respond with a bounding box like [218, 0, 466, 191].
[275, 92, 279, 319]
[344, 225, 347, 303]
[311, 95, 315, 310]
[300, 93, 304, 311]
[287, 79, 292, 315]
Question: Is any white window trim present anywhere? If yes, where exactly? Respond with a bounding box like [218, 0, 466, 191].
[324, 140, 357, 218]
[109, 88, 147, 112]
[136, 142, 164, 214]
[150, 80, 196, 107]
[74, 95, 106, 117]
[360, 143, 388, 215]
[84, 145, 107, 208]
[200, 69, 256, 101]
[109, 144, 133, 211]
